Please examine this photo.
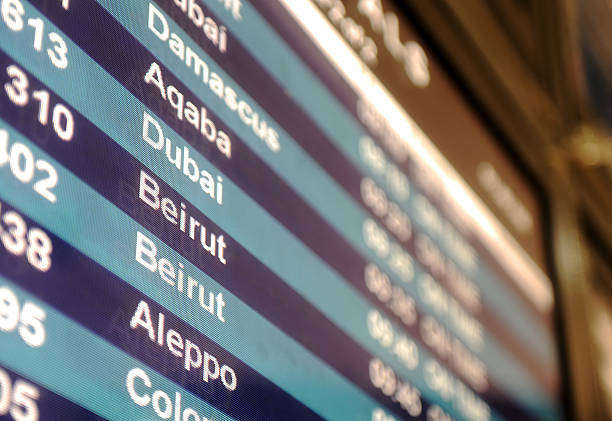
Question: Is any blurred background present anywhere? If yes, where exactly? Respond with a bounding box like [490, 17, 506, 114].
[354, 1, 612, 419]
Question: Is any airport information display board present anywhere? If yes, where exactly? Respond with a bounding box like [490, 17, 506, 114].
[0, 0, 564, 420]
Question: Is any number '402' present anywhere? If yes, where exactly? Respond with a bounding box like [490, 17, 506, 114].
[0, 130, 58, 204]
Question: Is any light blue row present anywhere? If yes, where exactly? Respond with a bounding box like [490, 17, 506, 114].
[0, 275, 236, 421]
[1, 3, 555, 419]
[96, 0, 557, 413]
[191, 0, 557, 368]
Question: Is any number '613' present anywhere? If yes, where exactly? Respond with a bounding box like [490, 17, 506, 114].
[1, 0, 68, 69]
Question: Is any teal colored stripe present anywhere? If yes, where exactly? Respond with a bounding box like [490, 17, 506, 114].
[0, 3, 557, 418]
[0, 120, 386, 421]
[95, 0, 557, 415]
[0, 275, 236, 421]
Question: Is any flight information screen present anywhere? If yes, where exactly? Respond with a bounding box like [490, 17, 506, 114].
[0, 0, 564, 420]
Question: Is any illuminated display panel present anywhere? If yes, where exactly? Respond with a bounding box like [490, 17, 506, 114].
[0, 0, 563, 420]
